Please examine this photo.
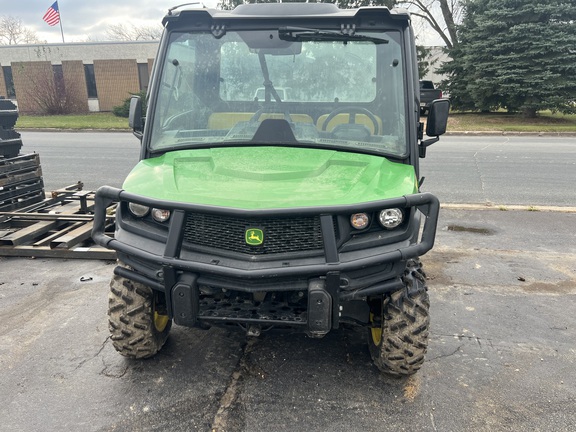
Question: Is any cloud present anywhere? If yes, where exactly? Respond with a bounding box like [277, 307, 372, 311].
[2, 0, 215, 43]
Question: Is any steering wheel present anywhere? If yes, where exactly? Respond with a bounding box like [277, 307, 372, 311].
[321, 107, 380, 135]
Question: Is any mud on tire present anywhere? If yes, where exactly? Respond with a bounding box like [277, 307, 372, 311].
[108, 268, 171, 359]
[368, 259, 430, 376]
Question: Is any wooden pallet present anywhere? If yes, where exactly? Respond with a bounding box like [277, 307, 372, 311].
[0, 184, 116, 259]
[0, 153, 45, 211]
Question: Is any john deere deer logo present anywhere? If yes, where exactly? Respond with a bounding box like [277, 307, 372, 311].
[245, 228, 264, 246]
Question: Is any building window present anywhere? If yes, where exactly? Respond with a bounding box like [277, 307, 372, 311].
[84, 64, 98, 98]
[52, 64, 65, 95]
[2, 66, 15, 98]
[137, 63, 149, 91]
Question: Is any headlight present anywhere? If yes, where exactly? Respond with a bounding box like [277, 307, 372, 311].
[350, 213, 370, 230]
[128, 202, 150, 217]
[151, 208, 171, 223]
[378, 208, 403, 229]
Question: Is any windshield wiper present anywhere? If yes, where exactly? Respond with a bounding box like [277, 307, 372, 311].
[278, 27, 388, 44]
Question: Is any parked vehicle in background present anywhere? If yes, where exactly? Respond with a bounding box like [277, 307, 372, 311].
[254, 87, 292, 102]
[419, 80, 443, 115]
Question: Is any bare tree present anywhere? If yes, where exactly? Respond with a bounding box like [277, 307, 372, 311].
[0, 16, 42, 45]
[13, 62, 86, 114]
[398, 0, 463, 48]
[105, 23, 162, 41]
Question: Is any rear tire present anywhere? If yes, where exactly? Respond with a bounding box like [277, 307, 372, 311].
[108, 268, 171, 359]
[368, 259, 430, 376]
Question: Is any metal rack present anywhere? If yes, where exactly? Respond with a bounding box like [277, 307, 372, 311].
[0, 182, 116, 259]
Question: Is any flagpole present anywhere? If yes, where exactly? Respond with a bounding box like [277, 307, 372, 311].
[58, 2, 65, 43]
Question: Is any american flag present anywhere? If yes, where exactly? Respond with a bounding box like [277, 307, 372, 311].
[43, 1, 60, 26]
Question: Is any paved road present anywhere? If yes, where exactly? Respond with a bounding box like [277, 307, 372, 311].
[19, 132, 576, 207]
[421, 135, 576, 207]
[20, 131, 141, 192]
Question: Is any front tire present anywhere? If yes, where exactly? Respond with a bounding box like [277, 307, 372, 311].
[108, 269, 172, 359]
[368, 259, 430, 376]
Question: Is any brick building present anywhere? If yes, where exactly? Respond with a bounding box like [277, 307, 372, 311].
[0, 41, 158, 113]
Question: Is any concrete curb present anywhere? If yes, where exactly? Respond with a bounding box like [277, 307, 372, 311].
[445, 131, 576, 137]
[441, 203, 576, 213]
[17, 128, 131, 133]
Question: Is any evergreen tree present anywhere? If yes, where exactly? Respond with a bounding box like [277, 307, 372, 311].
[417, 45, 435, 78]
[441, 0, 576, 117]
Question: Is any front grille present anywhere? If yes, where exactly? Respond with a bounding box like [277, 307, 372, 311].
[183, 213, 325, 255]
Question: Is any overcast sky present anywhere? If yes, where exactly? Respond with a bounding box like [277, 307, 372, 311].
[3, 1, 217, 43]
[3, 0, 441, 45]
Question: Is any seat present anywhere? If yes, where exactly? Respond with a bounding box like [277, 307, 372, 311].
[208, 112, 313, 130]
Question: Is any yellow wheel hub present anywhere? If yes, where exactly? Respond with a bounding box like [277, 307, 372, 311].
[370, 312, 382, 346]
[154, 311, 170, 332]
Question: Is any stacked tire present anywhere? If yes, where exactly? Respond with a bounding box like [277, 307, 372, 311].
[0, 98, 22, 158]
[0, 97, 45, 211]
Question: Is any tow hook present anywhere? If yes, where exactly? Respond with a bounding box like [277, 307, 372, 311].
[247, 325, 261, 337]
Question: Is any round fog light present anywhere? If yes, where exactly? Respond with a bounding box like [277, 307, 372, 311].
[378, 208, 403, 229]
[350, 213, 370, 230]
[128, 202, 150, 217]
[151, 208, 171, 222]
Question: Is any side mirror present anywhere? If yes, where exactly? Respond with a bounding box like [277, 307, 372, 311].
[419, 98, 450, 158]
[128, 95, 143, 133]
[426, 99, 450, 137]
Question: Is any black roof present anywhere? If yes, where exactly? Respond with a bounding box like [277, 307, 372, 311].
[163, 2, 410, 25]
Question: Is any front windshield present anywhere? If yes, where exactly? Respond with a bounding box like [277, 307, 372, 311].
[150, 29, 407, 157]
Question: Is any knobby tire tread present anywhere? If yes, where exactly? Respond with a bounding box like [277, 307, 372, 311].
[369, 259, 430, 376]
[108, 268, 171, 359]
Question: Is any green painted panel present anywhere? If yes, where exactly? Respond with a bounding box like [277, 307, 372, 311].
[123, 147, 417, 209]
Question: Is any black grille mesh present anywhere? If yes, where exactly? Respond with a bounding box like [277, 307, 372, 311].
[183, 213, 325, 255]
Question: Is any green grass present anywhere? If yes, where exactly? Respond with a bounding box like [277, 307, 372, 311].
[14, 110, 576, 132]
[16, 113, 130, 130]
[447, 111, 576, 132]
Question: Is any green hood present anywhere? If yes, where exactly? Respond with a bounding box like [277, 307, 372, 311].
[122, 147, 417, 209]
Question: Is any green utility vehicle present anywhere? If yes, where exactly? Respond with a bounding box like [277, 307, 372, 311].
[93, 2, 449, 376]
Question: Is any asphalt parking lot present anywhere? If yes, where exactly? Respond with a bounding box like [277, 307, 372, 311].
[1, 208, 575, 431]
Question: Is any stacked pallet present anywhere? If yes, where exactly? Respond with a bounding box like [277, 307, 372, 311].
[0, 98, 45, 211]
[0, 154, 45, 211]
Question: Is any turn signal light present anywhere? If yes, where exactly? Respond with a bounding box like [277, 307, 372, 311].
[151, 208, 171, 223]
[350, 213, 370, 230]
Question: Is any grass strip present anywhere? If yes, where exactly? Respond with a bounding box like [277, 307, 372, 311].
[14, 111, 576, 133]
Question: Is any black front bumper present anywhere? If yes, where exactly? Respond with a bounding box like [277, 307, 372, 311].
[92, 186, 439, 333]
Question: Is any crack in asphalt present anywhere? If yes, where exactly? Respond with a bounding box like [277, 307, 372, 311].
[472, 141, 496, 204]
[210, 337, 258, 432]
[95, 336, 111, 358]
[70, 335, 129, 378]
[434, 333, 495, 345]
[430, 411, 438, 431]
[99, 357, 129, 379]
[95, 336, 130, 378]
[427, 344, 464, 362]
[74, 336, 111, 372]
